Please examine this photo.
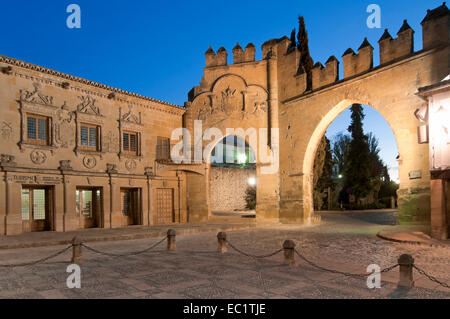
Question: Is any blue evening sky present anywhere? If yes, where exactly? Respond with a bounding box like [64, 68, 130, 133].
[1, 0, 442, 180]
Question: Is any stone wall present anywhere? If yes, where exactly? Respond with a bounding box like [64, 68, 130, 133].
[209, 167, 256, 212]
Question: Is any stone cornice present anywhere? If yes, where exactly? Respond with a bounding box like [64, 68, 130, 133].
[0, 54, 185, 115]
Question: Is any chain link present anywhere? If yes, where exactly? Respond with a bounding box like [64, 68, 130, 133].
[413, 265, 450, 289]
[295, 249, 399, 278]
[81, 237, 167, 258]
[225, 240, 283, 259]
[0, 245, 72, 268]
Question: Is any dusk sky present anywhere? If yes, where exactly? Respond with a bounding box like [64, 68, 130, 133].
[1, 0, 442, 180]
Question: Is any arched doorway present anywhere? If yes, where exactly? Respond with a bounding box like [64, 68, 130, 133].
[208, 135, 257, 217]
[311, 103, 400, 214]
[294, 98, 430, 225]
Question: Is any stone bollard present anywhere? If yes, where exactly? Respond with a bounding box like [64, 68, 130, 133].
[217, 232, 227, 253]
[167, 229, 176, 251]
[283, 240, 296, 266]
[71, 237, 82, 264]
[398, 254, 415, 288]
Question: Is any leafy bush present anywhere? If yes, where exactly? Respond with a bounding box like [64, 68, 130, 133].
[245, 185, 256, 210]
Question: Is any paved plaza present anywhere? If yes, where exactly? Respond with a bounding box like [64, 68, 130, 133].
[0, 210, 449, 299]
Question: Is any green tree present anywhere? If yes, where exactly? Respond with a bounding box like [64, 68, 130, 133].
[332, 133, 351, 176]
[344, 104, 372, 206]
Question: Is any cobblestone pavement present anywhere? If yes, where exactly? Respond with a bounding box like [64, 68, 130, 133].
[0, 210, 449, 299]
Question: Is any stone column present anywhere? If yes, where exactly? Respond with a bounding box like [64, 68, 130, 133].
[5, 173, 22, 235]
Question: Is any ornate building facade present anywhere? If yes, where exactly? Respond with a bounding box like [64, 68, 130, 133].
[0, 56, 189, 235]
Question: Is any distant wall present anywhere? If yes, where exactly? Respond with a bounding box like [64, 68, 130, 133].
[210, 167, 255, 212]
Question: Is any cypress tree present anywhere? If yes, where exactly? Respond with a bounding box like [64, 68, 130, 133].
[287, 28, 297, 53]
[297, 16, 314, 89]
[344, 104, 372, 207]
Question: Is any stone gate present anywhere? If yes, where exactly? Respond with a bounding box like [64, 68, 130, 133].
[182, 4, 449, 231]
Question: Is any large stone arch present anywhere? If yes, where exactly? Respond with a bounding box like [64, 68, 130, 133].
[302, 99, 401, 220]
[184, 72, 280, 222]
[279, 55, 435, 225]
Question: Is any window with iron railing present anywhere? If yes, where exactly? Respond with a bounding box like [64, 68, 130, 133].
[156, 137, 171, 161]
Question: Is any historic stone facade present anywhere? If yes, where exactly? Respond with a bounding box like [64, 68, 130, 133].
[182, 4, 449, 235]
[0, 56, 192, 235]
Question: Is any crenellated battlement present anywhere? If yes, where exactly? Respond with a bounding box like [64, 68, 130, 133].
[205, 46, 228, 67]
[312, 56, 339, 90]
[378, 20, 414, 65]
[198, 3, 448, 101]
[342, 38, 374, 78]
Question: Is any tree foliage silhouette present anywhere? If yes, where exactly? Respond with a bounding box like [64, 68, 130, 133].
[343, 104, 372, 206]
[297, 16, 314, 89]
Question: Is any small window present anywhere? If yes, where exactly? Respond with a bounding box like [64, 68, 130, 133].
[27, 114, 49, 145]
[80, 124, 99, 151]
[157, 137, 171, 161]
[123, 131, 139, 156]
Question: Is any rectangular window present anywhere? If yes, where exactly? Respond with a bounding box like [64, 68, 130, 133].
[156, 137, 170, 161]
[80, 124, 99, 151]
[27, 114, 49, 145]
[123, 131, 139, 155]
[21, 189, 30, 221]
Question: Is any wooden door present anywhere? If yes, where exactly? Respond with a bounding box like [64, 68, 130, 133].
[121, 189, 140, 226]
[155, 189, 174, 225]
[22, 187, 50, 232]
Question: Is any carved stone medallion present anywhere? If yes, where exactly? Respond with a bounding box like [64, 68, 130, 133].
[30, 150, 47, 165]
[83, 156, 97, 169]
[125, 159, 137, 172]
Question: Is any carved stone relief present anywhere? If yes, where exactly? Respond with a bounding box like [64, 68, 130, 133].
[30, 150, 47, 165]
[83, 156, 97, 169]
[1, 121, 12, 140]
[55, 102, 75, 148]
[20, 83, 54, 106]
[193, 76, 268, 126]
[121, 106, 142, 125]
[77, 95, 101, 116]
[125, 159, 137, 172]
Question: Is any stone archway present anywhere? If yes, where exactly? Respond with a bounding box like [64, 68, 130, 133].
[302, 100, 400, 220]
[184, 72, 280, 222]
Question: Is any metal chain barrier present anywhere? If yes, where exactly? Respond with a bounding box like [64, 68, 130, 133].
[295, 249, 399, 278]
[0, 245, 72, 268]
[81, 237, 167, 258]
[413, 265, 450, 289]
[225, 239, 283, 259]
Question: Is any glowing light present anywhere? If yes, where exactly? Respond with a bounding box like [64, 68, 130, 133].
[338, 175, 343, 179]
[237, 153, 247, 164]
[248, 177, 256, 186]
